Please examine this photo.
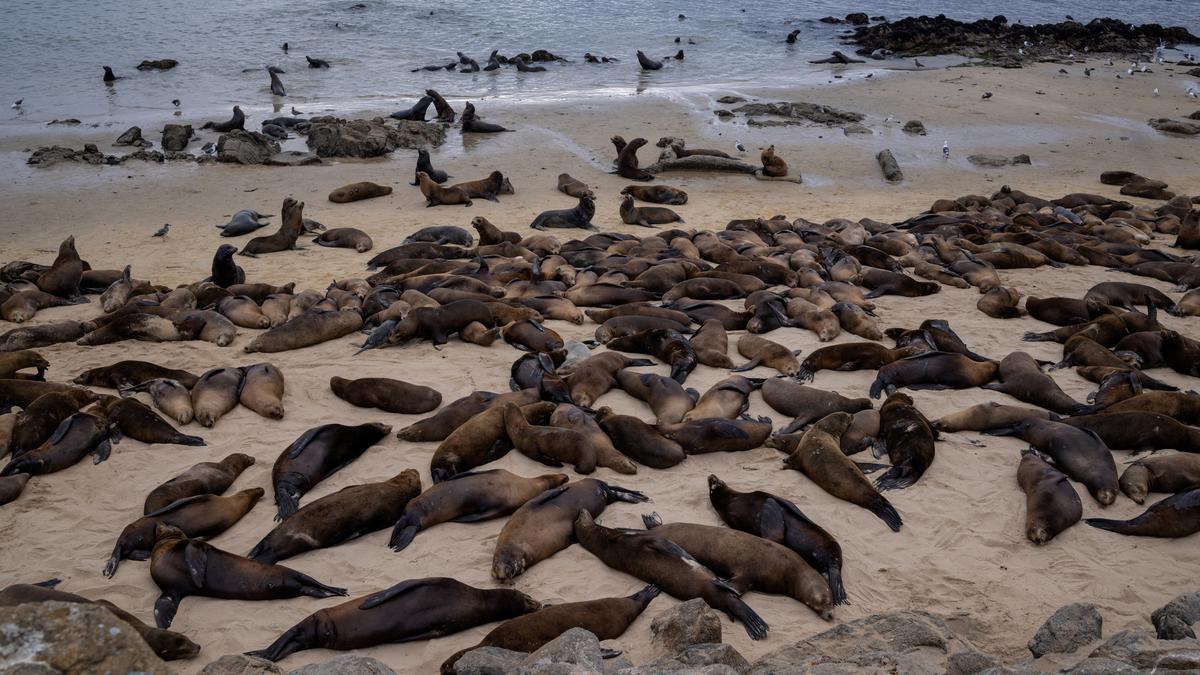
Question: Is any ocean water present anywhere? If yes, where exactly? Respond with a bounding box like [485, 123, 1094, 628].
[0, 0, 1197, 136]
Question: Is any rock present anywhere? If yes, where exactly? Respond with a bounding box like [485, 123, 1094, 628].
[266, 151, 323, 166]
[673, 643, 750, 672]
[392, 120, 447, 149]
[1189, 68, 1200, 78]
[305, 116, 445, 158]
[651, 599, 722, 653]
[518, 627, 603, 673]
[731, 101, 865, 126]
[201, 654, 284, 675]
[137, 59, 178, 70]
[0, 601, 166, 674]
[1189, 111, 1200, 120]
[161, 123, 193, 151]
[843, 123, 872, 135]
[1011, 154, 1031, 165]
[1149, 118, 1200, 136]
[450, 646, 526, 675]
[818, 16, 841, 24]
[1152, 591, 1200, 639]
[1066, 657, 1139, 674]
[1027, 603, 1102, 657]
[877, 149, 903, 182]
[27, 144, 117, 167]
[902, 120, 927, 135]
[602, 653, 633, 675]
[717, 95, 745, 104]
[845, 12, 869, 25]
[288, 655, 397, 674]
[968, 154, 1012, 168]
[714, 110, 734, 118]
[114, 126, 151, 147]
[216, 130, 282, 165]
[1090, 628, 1200, 668]
[945, 648, 998, 674]
[46, 118, 81, 125]
[123, 149, 166, 163]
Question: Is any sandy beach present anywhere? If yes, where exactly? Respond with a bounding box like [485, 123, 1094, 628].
[1, 59, 1199, 673]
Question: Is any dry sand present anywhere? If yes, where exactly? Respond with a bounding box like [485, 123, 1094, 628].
[0, 60, 1198, 672]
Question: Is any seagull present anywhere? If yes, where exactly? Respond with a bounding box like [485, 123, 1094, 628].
[942, 140, 950, 159]
[152, 224, 170, 238]
[11, 99, 22, 109]
[914, 58, 924, 68]
[1058, 68, 1069, 75]
[1153, 88, 1160, 97]
[1105, 58, 1114, 66]
[1023, 40, 1032, 47]
[883, 115, 893, 123]
[171, 99, 180, 107]
[1084, 68, 1093, 77]
[1018, 48, 1025, 56]
[1188, 88, 1197, 98]
[1140, 65, 1149, 73]
[981, 92, 993, 99]
[1127, 68, 1134, 75]
[734, 141, 746, 153]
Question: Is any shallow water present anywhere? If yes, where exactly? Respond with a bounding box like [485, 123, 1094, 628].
[0, 0, 1196, 137]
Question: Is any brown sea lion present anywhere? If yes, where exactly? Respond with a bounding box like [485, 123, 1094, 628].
[123, 378, 193, 425]
[1058, 412, 1200, 453]
[2, 289, 83, 323]
[389, 469, 567, 551]
[761, 377, 871, 433]
[191, 367, 244, 428]
[870, 352, 997, 399]
[1085, 488, 1200, 538]
[77, 311, 181, 346]
[685, 375, 759, 421]
[605, 328, 697, 383]
[932, 402, 1052, 432]
[260, 294, 292, 326]
[621, 184, 687, 205]
[330, 376, 441, 414]
[1017, 449, 1082, 544]
[0, 321, 87, 352]
[239, 362, 285, 419]
[472, 216, 521, 245]
[977, 287, 1023, 318]
[1055, 334, 1130, 370]
[1084, 281, 1175, 311]
[314, 227, 374, 253]
[760, 145, 787, 177]
[245, 309, 363, 353]
[35, 236, 83, 299]
[149, 524, 347, 629]
[387, 300, 493, 347]
[216, 296, 270, 329]
[564, 353, 653, 406]
[0, 379, 83, 408]
[0, 350, 48, 380]
[1025, 296, 1102, 326]
[1088, 391, 1200, 425]
[585, 304, 691, 325]
[797, 342, 912, 383]
[614, 136, 653, 181]
[663, 277, 746, 302]
[1161, 330, 1200, 377]
[530, 195, 598, 231]
[97, 396, 205, 446]
[175, 309, 237, 347]
[417, 171, 472, 207]
[429, 401, 553, 482]
[74, 360, 198, 390]
[0, 472, 29, 505]
[574, 510, 769, 639]
[619, 194, 683, 227]
[548, 403, 638, 474]
[328, 181, 393, 203]
[397, 389, 539, 442]
[1, 412, 112, 476]
[502, 319, 563, 353]
[503, 403, 595, 473]
[248, 578, 539, 662]
[988, 419, 1118, 506]
[557, 173, 594, 199]
[104, 488, 264, 577]
[1120, 455, 1200, 504]
[596, 406, 686, 468]
[272, 422, 392, 519]
[616, 369, 695, 426]
[492, 478, 648, 581]
[144, 453, 256, 514]
[594, 315, 690, 343]
[10, 389, 96, 456]
[661, 416, 773, 455]
[241, 198, 304, 256]
[981, 352, 1083, 415]
[734, 334, 802, 377]
[451, 171, 505, 202]
[873, 392, 936, 490]
[689, 319, 735, 368]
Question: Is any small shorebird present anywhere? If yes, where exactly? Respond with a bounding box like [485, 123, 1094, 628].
[292, 106, 303, 115]
[914, 58, 924, 68]
[981, 92, 992, 100]
[1153, 88, 1160, 97]
[11, 99, 21, 109]
[171, 99, 180, 107]
[1058, 68, 1069, 75]
[1188, 88, 1197, 98]
[734, 141, 746, 153]
[152, 224, 170, 239]
[1084, 68, 1093, 77]
[942, 141, 950, 159]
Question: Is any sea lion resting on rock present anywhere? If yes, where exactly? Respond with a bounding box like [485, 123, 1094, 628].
[761, 145, 788, 177]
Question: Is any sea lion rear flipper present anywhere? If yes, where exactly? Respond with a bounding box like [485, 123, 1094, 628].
[293, 572, 347, 598]
[601, 482, 649, 504]
[183, 542, 208, 587]
[126, 549, 150, 561]
[359, 578, 428, 610]
[33, 578, 62, 588]
[871, 497, 903, 532]
[854, 461, 889, 475]
[730, 358, 761, 373]
[640, 512, 663, 529]
[600, 648, 623, 659]
[452, 507, 511, 523]
[388, 514, 421, 551]
[1083, 517, 1133, 534]
[154, 592, 180, 629]
[757, 499, 787, 541]
[728, 595, 769, 640]
[144, 494, 209, 518]
[874, 465, 918, 491]
[524, 485, 570, 508]
[92, 439, 112, 464]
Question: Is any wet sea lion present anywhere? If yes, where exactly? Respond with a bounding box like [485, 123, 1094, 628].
[35, 236, 83, 299]
[389, 469, 567, 551]
[1017, 449, 1082, 544]
[123, 378, 193, 425]
[149, 524, 346, 629]
[773, 412, 902, 531]
[461, 102, 512, 132]
[734, 335, 802, 377]
[574, 511, 769, 639]
[144, 453, 256, 514]
[417, 171, 472, 207]
[330, 376, 441, 414]
[272, 422, 392, 519]
[1, 412, 112, 476]
[245, 309, 363, 353]
[621, 184, 687, 205]
[548, 403, 638, 474]
[0, 350, 48, 380]
[397, 389, 539, 442]
[392, 96, 433, 122]
[1085, 488, 1200, 538]
[1120, 455, 1200, 504]
[191, 367, 244, 428]
[314, 228, 374, 252]
[329, 181, 392, 203]
[1058, 412, 1200, 453]
[606, 328, 696, 383]
[635, 50, 663, 70]
[932, 402, 1051, 432]
[492, 478, 648, 581]
[616, 369, 695, 426]
[596, 406, 686, 469]
[761, 377, 871, 433]
[981, 352, 1083, 414]
[557, 173, 593, 199]
[104, 488, 264, 577]
[503, 403, 595, 473]
[202, 105, 245, 132]
[614, 136, 653, 181]
[250, 469, 421, 563]
[98, 396, 205, 446]
[870, 352, 997, 399]
[661, 416, 773, 455]
[239, 362, 285, 419]
[530, 195, 597, 230]
[0, 472, 29, 505]
[248, 578, 538, 662]
[684, 375, 759, 421]
[690, 319, 735, 368]
[619, 195, 683, 227]
[241, 198, 304, 257]
[873, 392, 936, 490]
[988, 419, 1118, 506]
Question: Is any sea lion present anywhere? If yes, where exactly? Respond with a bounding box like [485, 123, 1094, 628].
[0, 350, 48, 380]
[596, 406, 686, 468]
[684, 375, 759, 421]
[0, 380, 87, 409]
[932, 402, 1051, 432]
[191, 367, 243, 428]
[149, 524, 346, 629]
[548, 403, 637, 474]
[461, 102, 512, 132]
[1088, 391, 1200, 425]
[248, 577, 538, 662]
[760, 145, 787, 177]
[616, 369, 696, 426]
[429, 401, 553, 482]
[690, 319, 735, 368]
[451, 171, 506, 203]
[272, 422, 392, 519]
[977, 287, 1023, 319]
[1084, 281, 1175, 311]
[869, 352, 997, 399]
[144, 453, 256, 514]
[619, 195, 683, 227]
[241, 198, 304, 256]
[1, 412, 112, 476]
[35, 236, 83, 299]
[1058, 412, 1200, 453]
[565, 283, 657, 307]
[397, 389, 539, 442]
[564, 352, 653, 406]
[492, 478, 648, 581]
[503, 403, 595, 473]
[261, 294, 292, 325]
[773, 412, 902, 531]
[104, 488, 264, 577]
[574, 511, 768, 639]
[857, 268, 939, 299]
[386, 300, 493, 347]
[872, 392, 936, 490]
[1161, 330, 1200, 377]
[761, 377, 871, 432]
[661, 417, 773, 455]
[249, 470, 421, 563]
[614, 137, 653, 181]
[797, 342, 912, 383]
[585, 304, 691, 325]
[734, 335, 802, 377]
[98, 396, 205, 446]
[210, 244, 246, 287]
[663, 277, 747, 302]
[502, 319, 563, 353]
[218, 210, 271, 238]
[709, 475, 847, 605]
[329, 182, 392, 203]
[1085, 488, 1200, 538]
[245, 309, 362, 353]
[123, 378, 193, 425]
[988, 419, 1118, 506]
[530, 195, 597, 230]
[330, 376, 441, 414]
[981, 352, 1083, 415]
[472, 216, 520, 245]
[829, 302, 882, 340]
[216, 296, 269, 329]
[202, 106, 245, 132]
[1017, 449, 1082, 544]
[417, 171, 472, 207]
[75, 311, 180, 347]
[1120, 455, 1200, 504]
[1025, 296, 1100, 326]
[3, 289, 85, 323]
[621, 184, 687, 205]
[392, 96, 434, 122]
[9, 390, 96, 456]
[557, 173, 593, 199]
[238, 362, 285, 419]
[313, 227, 374, 252]
[0, 473, 29, 505]
[594, 315, 690, 343]
[606, 328, 697, 383]
[269, 69, 286, 96]
[426, 89, 455, 122]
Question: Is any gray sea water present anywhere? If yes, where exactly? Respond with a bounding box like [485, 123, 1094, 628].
[1, 0, 1197, 136]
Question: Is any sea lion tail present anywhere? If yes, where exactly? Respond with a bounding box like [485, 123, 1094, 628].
[874, 465, 918, 491]
[1083, 517, 1135, 534]
[389, 514, 421, 551]
[871, 498, 903, 532]
[640, 512, 663, 529]
[603, 483, 649, 504]
[826, 566, 848, 606]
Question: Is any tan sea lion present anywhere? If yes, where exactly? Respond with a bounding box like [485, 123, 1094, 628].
[734, 334, 802, 376]
[216, 296, 269, 329]
[1, 289, 83, 323]
[502, 319, 563, 353]
[932, 402, 1051, 432]
[0, 350, 48, 380]
[314, 228, 373, 252]
[144, 453, 256, 514]
[988, 419, 1118, 506]
[797, 342, 912, 383]
[1017, 450, 1082, 544]
[191, 367, 244, 428]
[0, 472, 29, 505]
[595, 406, 686, 469]
[684, 375, 759, 420]
[977, 287, 1023, 318]
[503, 403, 595, 473]
[616, 369, 695, 426]
[329, 376, 441, 414]
[619, 194, 683, 227]
[245, 309, 363, 353]
[451, 171, 505, 202]
[123, 378, 193, 425]
[981, 352, 1083, 415]
[429, 401, 554, 482]
[690, 319, 735, 368]
[661, 416, 773, 455]
[1085, 488, 1200, 538]
[557, 173, 594, 198]
[175, 309, 237, 347]
[97, 396, 205, 446]
[328, 181, 392, 203]
[241, 198, 304, 257]
[1120, 455, 1200, 504]
[548, 403, 638, 474]
[614, 136, 653, 181]
[239, 362, 285, 419]
[621, 184, 687, 205]
[564, 353, 654, 406]
[760, 145, 787, 177]
[272, 422, 392, 519]
[417, 171, 472, 207]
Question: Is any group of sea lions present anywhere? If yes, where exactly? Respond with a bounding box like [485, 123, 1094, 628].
[3, 176, 1200, 668]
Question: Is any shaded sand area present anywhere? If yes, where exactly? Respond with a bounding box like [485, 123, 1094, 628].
[1, 61, 1199, 672]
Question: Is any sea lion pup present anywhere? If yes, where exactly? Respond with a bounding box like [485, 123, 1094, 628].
[690, 319, 735, 368]
[104, 488, 264, 577]
[619, 194, 683, 227]
[869, 352, 998, 399]
[272, 422, 392, 520]
[391, 95, 433, 122]
[461, 102, 512, 132]
[614, 136, 653, 181]
[684, 375, 760, 421]
[244, 309, 363, 353]
[1084, 281, 1175, 311]
[144, 453, 256, 514]
[772, 412, 902, 531]
[503, 403, 596, 473]
[0, 473, 29, 505]
[210, 244, 245, 287]
[734, 334, 802, 377]
[761, 378, 872, 432]
[416, 171, 473, 207]
[529, 194, 597, 230]
[397, 389, 540, 442]
[549, 404, 638, 474]
[981, 352, 1083, 415]
[1, 411, 112, 476]
[249, 578, 539, 663]
[10, 390, 97, 456]
[1059, 412, 1200, 454]
[96, 396, 205, 447]
[635, 50, 663, 70]
[201, 105, 245, 132]
[249, 469, 421, 564]
[328, 181, 392, 203]
[429, 402, 553, 482]
[314, 227, 373, 252]
[1085, 488, 1200, 538]
[606, 328, 697, 384]
[239, 362, 285, 419]
[565, 352, 654, 406]
[641, 512, 833, 620]
[797, 342, 913, 383]
[1018, 449, 1082, 545]
[35, 236, 83, 299]
[932, 402, 1051, 432]
[873, 392, 936, 491]
[708, 475, 846, 605]
[621, 183, 687, 205]
[150, 523, 346, 629]
[241, 198, 304, 257]
[388, 469, 567, 551]
[386, 300, 493, 348]
[426, 88, 456, 122]
[190, 367, 243, 428]
[575, 511, 769, 640]
[0, 582, 201, 661]
[329, 376, 441, 414]
[596, 406, 686, 468]
[557, 173, 594, 199]
[0, 350, 48, 380]
[492, 478, 648, 581]
[616, 370, 695, 426]
[660, 416, 773, 455]
[123, 378, 194, 425]
[760, 145, 788, 177]
[987, 419, 1118, 506]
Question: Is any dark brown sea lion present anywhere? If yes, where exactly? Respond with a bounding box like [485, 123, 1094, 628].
[773, 412, 902, 531]
[389, 469, 567, 551]
[97, 396, 205, 446]
[614, 136, 653, 181]
[564, 353, 654, 406]
[709, 475, 846, 605]
[1120, 455, 1200, 504]
[249, 577, 539, 662]
[663, 277, 746, 303]
[797, 342, 912, 383]
[619, 195, 683, 227]
[10, 389, 96, 456]
[760, 145, 787, 177]
[557, 173, 594, 199]
[492, 478, 648, 581]
[35, 236, 83, 299]
[1, 412, 112, 476]
[977, 287, 1023, 318]
[1058, 412, 1200, 453]
[1055, 334, 1130, 370]
[191, 367, 244, 428]
[932, 402, 1052, 432]
[0, 473, 29, 505]
[272, 422, 392, 519]
[594, 315, 690, 343]
[690, 319, 735, 368]
[548, 403, 638, 474]
[0, 350, 48, 380]
[605, 328, 697, 383]
[596, 406, 686, 468]
[734, 334, 802, 377]
[0, 379, 84, 408]
[574, 510, 769, 639]
[417, 171, 473, 207]
[461, 102, 512, 132]
[1084, 281, 1175, 311]
[1085, 488, 1200, 538]
[981, 352, 1083, 414]
[660, 417, 773, 455]
[74, 360, 198, 390]
[144, 453, 256, 514]
[451, 170, 505, 202]
[104, 488, 264, 577]
[330, 376, 441, 414]
[245, 309, 363, 353]
[988, 419, 1118, 506]
[684, 375, 759, 421]
[530, 195, 597, 230]
[621, 184, 687, 205]
[429, 402, 553, 482]
[1018, 449, 1082, 544]
[761, 377, 871, 433]
[77, 311, 181, 346]
[1161, 330, 1200, 377]
[1089, 391, 1200, 425]
[426, 88, 456, 122]
[397, 389, 539, 442]
[870, 352, 997, 399]
[503, 403, 595, 473]
[1025, 296, 1101, 326]
[328, 181, 392, 203]
[314, 228, 374, 252]
[149, 524, 347, 629]
[502, 319, 563, 353]
[387, 300, 493, 347]
[241, 198, 304, 256]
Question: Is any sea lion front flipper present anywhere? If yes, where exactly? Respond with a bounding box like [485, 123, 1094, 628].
[183, 542, 208, 588]
[757, 499, 787, 541]
[285, 426, 325, 459]
[359, 578, 429, 610]
[154, 592, 180, 629]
